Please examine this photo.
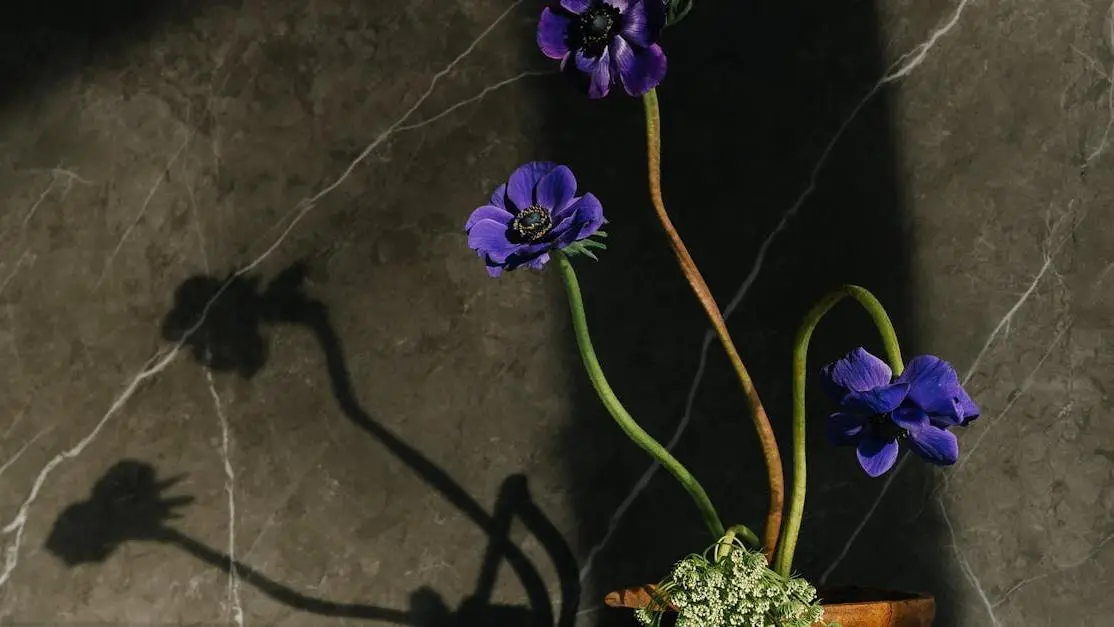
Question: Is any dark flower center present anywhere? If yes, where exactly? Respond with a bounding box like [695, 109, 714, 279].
[572, 4, 620, 57]
[509, 205, 553, 242]
[589, 13, 611, 34]
[869, 414, 908, 442]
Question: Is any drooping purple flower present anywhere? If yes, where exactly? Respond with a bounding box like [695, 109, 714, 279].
[465, 162, 605, 277]
[899, 354, 981, 427]
[537, 0, 667, 98]
[820, 348, 980, 477]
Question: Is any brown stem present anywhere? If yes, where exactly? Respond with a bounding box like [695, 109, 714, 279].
[641, 89, 784, 557]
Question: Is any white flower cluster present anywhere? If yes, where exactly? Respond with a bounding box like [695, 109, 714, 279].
[634, 543, 828, 627]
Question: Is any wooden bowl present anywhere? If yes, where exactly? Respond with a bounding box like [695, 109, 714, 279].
[818, 586, 935, 627]
[603, 584, 935, 626]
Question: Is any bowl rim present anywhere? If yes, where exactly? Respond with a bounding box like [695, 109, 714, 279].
[817, 586, 935, 606]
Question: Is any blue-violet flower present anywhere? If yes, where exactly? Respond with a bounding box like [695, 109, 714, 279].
[537, 0, 667, 98]
[466, 162, 605, 277]
[821, 347, 980, 477]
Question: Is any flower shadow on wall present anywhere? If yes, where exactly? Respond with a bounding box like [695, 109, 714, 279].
[45, 263, 581, 627]
[44, 461, 565, 626]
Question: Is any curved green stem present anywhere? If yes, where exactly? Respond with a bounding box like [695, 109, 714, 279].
[715, 523, 761, 561]
[772, 285, 904, 577]
[554, 250, 725, 540]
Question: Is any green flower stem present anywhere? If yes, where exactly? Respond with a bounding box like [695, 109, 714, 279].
[715, 523, 760, 561]
[772, 285, 904, 577]
[555, 250, 725, 540]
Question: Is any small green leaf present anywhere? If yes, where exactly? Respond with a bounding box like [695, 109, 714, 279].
[665, 0, 694, 27]
[562, 238, 606, 261]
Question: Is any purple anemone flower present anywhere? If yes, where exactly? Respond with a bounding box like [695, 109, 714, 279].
[537, 0, 667, 98]
[821, 348, 980, 477]
[465, 162, 605, 277]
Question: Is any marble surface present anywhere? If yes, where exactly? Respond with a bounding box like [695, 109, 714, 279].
[0, 0, 1111, 626]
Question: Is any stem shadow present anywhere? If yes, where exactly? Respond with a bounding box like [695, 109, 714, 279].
[45, 262, 581, 626]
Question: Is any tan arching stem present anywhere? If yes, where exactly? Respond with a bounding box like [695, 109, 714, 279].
[641, 88, 784, 557]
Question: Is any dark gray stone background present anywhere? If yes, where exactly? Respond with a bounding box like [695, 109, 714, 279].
[0, 0, 1111, 625]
